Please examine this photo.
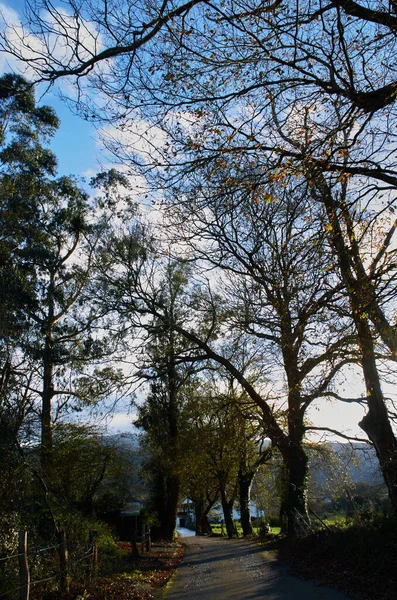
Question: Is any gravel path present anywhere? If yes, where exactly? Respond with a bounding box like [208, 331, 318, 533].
[160, 536, 351, 600]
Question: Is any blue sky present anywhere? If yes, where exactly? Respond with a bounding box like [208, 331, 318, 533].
[44, 94, 100, 178]
[1, 0, 102, 179]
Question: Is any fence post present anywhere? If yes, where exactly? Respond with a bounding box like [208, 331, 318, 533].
[90, 531, 98, 578]
[18, 531, 30, 600]
[141, 525, 146, 554]
[146, 527, 151, 553]
[57, 530, 70, 593]
[131, 518, 139, 566]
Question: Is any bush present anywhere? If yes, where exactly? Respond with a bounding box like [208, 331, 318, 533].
[267, 515, 281, 528]
[255, 518, 271, 538]
[281, 512, 397, 600]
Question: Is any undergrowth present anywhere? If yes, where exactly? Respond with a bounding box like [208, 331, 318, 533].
[279, 513, 397, 600]
[40, 541, 184, 600]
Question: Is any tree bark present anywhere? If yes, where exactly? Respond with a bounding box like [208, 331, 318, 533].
[162, 333, 180, 541]
[238, 467, 254, 536]
[355, 318, 397, 512]
[200, 512, 213, 536]
[194, 497, 213, 535]
[41, 333, 54, 471]
[165, 473, 180, 540]
[150, 319, 181, 542]
[194, 497, 205, 535]
[280, 443, 310, 536]
[18, 531, 30, 600]
[152, 470, 180, 541]
[279, 319, 311, 536]
[219, 474, 236, 539]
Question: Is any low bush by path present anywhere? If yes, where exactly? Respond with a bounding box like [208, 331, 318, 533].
[277, 515, 397, 600]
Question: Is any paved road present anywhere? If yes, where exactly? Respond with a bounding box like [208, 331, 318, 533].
[176, 527, 196, 538]
[160, 536, 351, 600]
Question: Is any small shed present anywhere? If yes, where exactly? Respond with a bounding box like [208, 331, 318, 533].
[118, 500, 142, 541]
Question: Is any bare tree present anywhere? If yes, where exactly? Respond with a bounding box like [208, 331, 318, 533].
[95, 183, 363, 534]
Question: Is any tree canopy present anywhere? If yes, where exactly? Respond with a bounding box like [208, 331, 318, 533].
[2, 0, 397, 539]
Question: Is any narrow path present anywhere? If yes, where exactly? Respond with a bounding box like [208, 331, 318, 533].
[176, 527, 196, 537]
[160, 536, 351, 600]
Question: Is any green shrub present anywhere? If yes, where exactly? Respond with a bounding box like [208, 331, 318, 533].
[255, 518, 271, 538]
[267, 515, 281, 528]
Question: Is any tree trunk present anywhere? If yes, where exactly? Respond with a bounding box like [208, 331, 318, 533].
[194, 497, 205, 535]
[315, 176, 397, 515]
[194, 496, 216, 535]
[200, 512, 213, 536]
[165, 473, 180, 540]
[278, 328, 311, 536]
[238, 467, 254, 536]
[152, 470, 180, 541]
[194, 497, 213, 535]
[355, 319, 397, 513]
[154, 328, 180, 542]
[219, 476, 236, 539]
[279, 443, 310, 536]
[41, 333, 54, 471]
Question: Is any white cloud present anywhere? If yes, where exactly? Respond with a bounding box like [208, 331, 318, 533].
[98, 119, 168, 166]
[0, 1, 104, 100]
[107, 411, 136, 432]
[0, 2, 39, 76]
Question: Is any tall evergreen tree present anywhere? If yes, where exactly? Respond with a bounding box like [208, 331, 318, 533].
[0, 74, 127, 472]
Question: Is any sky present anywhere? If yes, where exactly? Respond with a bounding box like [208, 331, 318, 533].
[0, 0, 374, 441]
[0, 0, 101, 179]
[45, 100, 100, 179]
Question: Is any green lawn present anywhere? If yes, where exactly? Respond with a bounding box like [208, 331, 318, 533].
[209, 523, 280, 536]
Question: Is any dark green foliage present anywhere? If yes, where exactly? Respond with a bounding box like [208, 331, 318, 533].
[0, 73, 35, 111]
[0, 74, 60, 337]
[0, 73, 129, 480]
[254, 517, 271, 539]
[137, 381, 182, 541]
[0, 422, 137, 598]
[0, 75, 137, 599]
[281, 514, 397, 600]
[51, 423, 135, 519]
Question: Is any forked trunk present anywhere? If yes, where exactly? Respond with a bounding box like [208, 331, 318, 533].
[194, 497, 214, 535]
[219, 476, 236, 539]
[357, 320, 397, 513]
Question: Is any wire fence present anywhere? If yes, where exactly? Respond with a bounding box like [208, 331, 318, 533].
[0, 530, 97, 600]
[0, 522, 152, 599]
[0, 544, 62, 563]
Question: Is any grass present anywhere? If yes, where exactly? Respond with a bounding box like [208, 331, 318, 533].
[319, 513, 350, 526]
[208, 522, 280, 536]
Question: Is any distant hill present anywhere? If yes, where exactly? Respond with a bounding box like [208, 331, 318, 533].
[105, 434, 384, 487]
[105, 431, 143, 451]
[314, 442, 382, 485]
[308, 441, 386, 508]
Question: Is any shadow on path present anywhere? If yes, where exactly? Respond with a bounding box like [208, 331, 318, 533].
[159, 536, 352, 600]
